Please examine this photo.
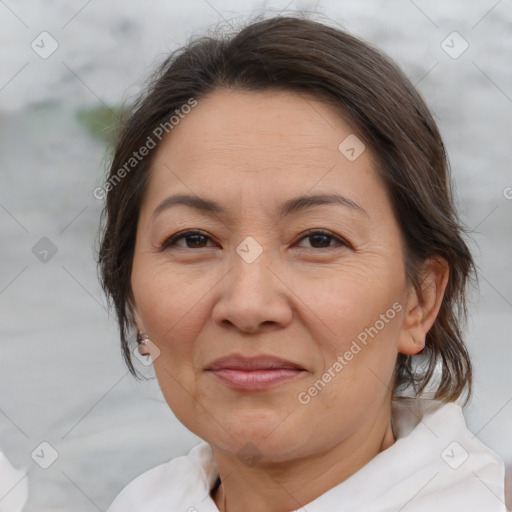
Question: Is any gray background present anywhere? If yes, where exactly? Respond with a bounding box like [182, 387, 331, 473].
[1, 0, 511, 510]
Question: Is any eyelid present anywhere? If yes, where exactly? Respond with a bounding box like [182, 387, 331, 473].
[161, 228, 350, 251]
[295, 229, 350, 249]
[160, 229, 214, 250]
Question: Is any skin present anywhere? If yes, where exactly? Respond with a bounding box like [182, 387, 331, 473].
[130, 88, 449, 512]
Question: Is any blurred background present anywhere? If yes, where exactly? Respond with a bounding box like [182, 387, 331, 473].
[1, 0, 511, 510]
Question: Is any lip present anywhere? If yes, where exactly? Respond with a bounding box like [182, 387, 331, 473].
[205, 354, 306, 390]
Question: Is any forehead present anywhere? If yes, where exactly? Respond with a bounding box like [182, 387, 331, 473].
[143, 88, 383, 216]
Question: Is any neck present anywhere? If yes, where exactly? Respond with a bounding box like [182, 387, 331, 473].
[211, 404, 395, 512]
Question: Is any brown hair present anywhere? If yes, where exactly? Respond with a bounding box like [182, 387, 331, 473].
[97, 14, 475, 403]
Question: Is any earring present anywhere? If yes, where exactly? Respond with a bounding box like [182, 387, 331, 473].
[136, 330, 148, 344]
[136, 330, 150, 355]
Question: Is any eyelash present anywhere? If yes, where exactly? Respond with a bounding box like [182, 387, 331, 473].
[160, 229, 349, 251]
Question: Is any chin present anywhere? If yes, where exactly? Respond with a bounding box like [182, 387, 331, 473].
[198, 414, 307, 461]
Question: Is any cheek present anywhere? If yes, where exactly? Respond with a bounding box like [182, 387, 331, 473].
[131, 258, 211, 342]
[290, 259, 404, 400]
[289, 255, 403, 341]
[131, 260, 213, 428]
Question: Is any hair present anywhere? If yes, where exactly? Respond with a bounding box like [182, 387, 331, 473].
[97, 14, 475, 403]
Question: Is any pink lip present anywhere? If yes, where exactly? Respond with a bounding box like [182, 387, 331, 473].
[206, 355, 306, 390]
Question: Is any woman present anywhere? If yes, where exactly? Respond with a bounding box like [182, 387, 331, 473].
[98, 15, 506, 512]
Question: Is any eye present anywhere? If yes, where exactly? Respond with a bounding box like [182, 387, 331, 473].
[161, 230, 215, 250]
[160, 229, 349, 251]
[295, 229, 348, 250]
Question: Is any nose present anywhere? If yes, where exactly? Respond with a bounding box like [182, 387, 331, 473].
[211, 246, 293, 334]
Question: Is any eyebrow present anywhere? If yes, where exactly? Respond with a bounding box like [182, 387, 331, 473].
[151, 192, 368, 220]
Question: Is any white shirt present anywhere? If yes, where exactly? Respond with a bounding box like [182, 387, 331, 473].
[0, 451, 27, 512]
[107, 398, 506, 511]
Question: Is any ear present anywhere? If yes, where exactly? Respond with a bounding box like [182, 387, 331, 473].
[398, 256, 449, 355]
[128, 287, 146, 333]
[129, 290, 152, 356]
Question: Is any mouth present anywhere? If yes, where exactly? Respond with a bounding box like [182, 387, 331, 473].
[205, 354, 306, 390]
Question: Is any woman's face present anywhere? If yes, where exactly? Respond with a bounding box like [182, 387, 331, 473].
[131, 89, 422, 462]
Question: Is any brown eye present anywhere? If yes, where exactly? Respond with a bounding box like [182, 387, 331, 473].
[296, 230, 347, 249]
[161, 230, 213, 250]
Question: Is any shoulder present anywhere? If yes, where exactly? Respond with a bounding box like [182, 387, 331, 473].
[0, 451, 28, 512]
[106, 442, 218, 512]
[390, 398, 506, 511]
[106, 461, 174, 512]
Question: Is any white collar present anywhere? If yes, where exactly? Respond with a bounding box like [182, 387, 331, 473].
[107, 398, 506, 511]
[0, 451, 27, 512]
